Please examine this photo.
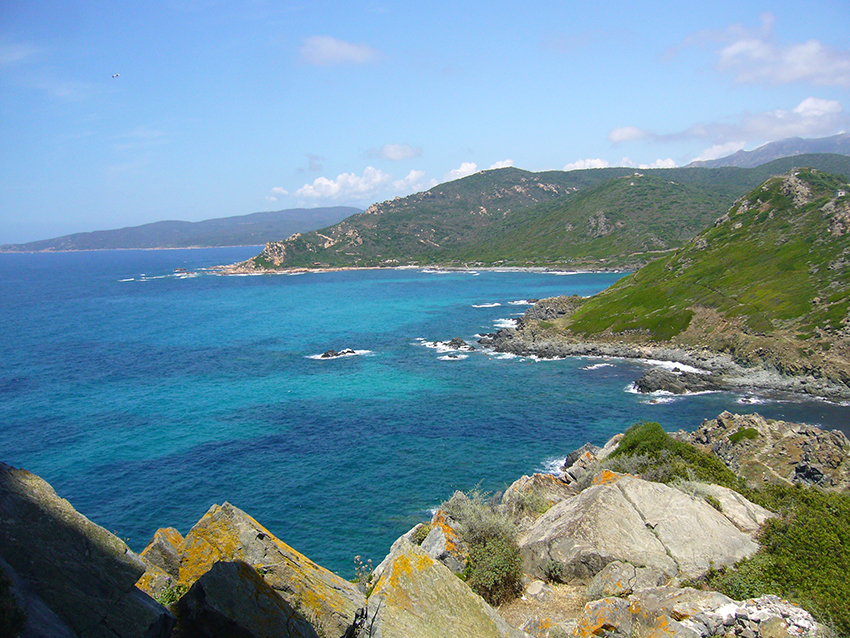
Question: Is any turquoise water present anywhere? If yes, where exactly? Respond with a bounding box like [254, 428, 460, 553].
[2, 247, 848, 577]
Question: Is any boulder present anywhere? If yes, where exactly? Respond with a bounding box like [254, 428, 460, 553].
[177, 560, 319, 638]
[172, 502, 365, 638]
[571, 588, 819, 638]
[1, 556, 77, 638]
[0, 462, 174, 638]
[519, 476, 677, 583]
[364, 538, 528, 638]
[519, 472, 764, 583]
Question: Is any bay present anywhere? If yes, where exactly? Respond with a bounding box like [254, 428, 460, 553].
[1, 247, 848, 577]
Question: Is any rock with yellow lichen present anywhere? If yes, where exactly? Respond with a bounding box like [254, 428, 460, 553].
[364, 537, 530, 638]
[136, 502, 365, 638]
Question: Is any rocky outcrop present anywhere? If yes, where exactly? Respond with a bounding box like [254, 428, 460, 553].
[682, 411, 850, 491]
[572, 588, 819, 638]
[0, 462, 174, 638]
[633, 367, 722, 395]
[558, 435, 622, 486]
[519, 472, 769, 583]
[137, 501, 366, 638]
[364, 537, 529, 638]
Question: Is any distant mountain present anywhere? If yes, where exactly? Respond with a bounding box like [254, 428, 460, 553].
[687, 133, 850, 169]
[0, 207, 361, 252]
[235, 154, 850, 272]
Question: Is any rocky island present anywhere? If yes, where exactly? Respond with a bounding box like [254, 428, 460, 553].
[2, 413, 848, 638]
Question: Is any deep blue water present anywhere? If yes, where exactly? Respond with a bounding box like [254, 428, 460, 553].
[2, 247, 849, 577]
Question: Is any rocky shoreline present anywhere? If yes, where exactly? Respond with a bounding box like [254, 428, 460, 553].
[478, 314, 850, 404]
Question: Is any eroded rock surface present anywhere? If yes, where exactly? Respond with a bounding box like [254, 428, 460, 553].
[519, 472, 766, 583]
[683, 411, 850, 491]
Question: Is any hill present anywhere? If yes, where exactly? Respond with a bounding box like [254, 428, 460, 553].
[0, 206, 360, 252]
[687, 133, 850, 169]
[235, 154, 850, 271]
[486, 167, 850, 399]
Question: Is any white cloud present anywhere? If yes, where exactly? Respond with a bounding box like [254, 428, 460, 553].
[442, 162, 478, 182]
[678, 13, 850, 86]
[692, 142, 746, 162]
[608, 126, 649, 144]
[564, 158, 610, 171]
[265, 196, 278, 203]
[379, 143, 422, 161]
[301, 36, 380, 66]
[271, 187, 289, 196]
[793, 97, 842, 118]
[489, 159, 514, 169]
[639, 158, 677, 169]
[392, 169, 435, 193]
[296, 166, 392, 200]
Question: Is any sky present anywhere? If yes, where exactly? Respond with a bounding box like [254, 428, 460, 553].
[1, 1, 849, 244]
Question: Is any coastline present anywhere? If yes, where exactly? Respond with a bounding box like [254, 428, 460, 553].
[479, 328, 850, 405]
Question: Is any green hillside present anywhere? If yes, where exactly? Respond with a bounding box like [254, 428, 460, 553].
[241, 154, 850, 271]
[567, 168, 850, 337]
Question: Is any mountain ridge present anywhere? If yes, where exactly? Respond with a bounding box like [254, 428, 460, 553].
[687, 133, 850, 169]
[0, 206, 361, 252]
[482, 167, 850, 400]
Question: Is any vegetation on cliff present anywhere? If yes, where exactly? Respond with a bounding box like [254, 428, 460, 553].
[239, 154, 850, 272]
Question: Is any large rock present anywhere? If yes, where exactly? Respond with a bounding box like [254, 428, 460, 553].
[364, 537, 529, 638]
[683, 411, 850, 491]
[0, 462, 174, 638]
[519, 472, 765, 583]
[153, 501, 365, 638]
[177, 560, 320, 638]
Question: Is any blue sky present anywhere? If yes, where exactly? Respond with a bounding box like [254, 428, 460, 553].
[1, 0, 849, 243]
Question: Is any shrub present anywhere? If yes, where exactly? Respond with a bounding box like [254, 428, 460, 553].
[440, 488, 522, 606]
[410, 523, 432, 546]
[465, 537, 523, 606]
[609, 421, 744, 490]
[709, 484, 850, 636]
[729, 427, 759, 444]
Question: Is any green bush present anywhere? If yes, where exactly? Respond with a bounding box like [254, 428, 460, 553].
[729, 427, 759, 444]
[465, 538, 523, 606]
[608, 421, 744, 489]
[410, 523, 432, 546]
[441, 488, 523, 606]
[709, 485, 850, 635]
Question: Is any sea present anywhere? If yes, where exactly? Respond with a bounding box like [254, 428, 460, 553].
[2, 246, 849, 578]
